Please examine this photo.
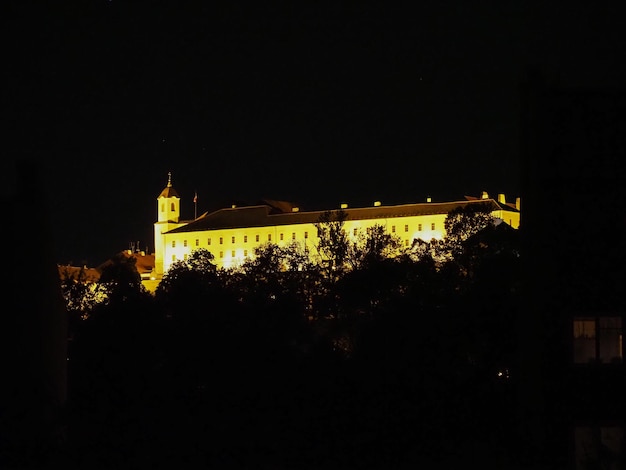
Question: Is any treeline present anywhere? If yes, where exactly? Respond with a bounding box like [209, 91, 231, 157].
[61, 204, 523, 468]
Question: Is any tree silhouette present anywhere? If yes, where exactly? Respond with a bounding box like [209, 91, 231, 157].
[444, 201, 496, 257]
[97, 251, 150, 305]
[314, 209, 350, 281]
[59, 204, 525, 467]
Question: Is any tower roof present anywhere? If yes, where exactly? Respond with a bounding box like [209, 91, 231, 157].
[158, 171, 180, 199]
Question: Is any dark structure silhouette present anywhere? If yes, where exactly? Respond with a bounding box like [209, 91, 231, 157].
[2, 157, 68, 468]
[520, 68, 626, 468]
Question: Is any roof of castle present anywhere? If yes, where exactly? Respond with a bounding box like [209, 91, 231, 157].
[165, 197, 518, 234]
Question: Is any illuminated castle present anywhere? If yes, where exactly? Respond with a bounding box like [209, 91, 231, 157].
[153, 173, 521, 277]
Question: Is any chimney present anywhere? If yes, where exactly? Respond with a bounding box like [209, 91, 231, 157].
[426, 196, 432, 202]
[481, 191, 489, 199]
[374, 201, 381, 207]
[341, 203, 348, 209]
[498, 193, 506, 204]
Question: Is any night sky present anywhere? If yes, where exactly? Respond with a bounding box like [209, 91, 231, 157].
[7, 2, 626, 266]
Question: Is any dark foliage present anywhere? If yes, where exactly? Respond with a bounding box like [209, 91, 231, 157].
[56, 215, 522, 468]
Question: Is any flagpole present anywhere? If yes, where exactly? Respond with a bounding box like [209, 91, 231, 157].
[194, 190, 198, 219]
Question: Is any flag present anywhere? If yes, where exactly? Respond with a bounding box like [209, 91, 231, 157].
[193, 191, 198, 203]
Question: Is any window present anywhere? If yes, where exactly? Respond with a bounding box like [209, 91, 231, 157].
[195, 239, 199, 247]
[256, 234, 260, 242]
[353, 228, 358, 236]
[244, 250, 248, 257]
[431, 223, 435, 230]
[418, 223, 422, 231]
[280, 233, 284, 241]
[292, 232, 296, 240]
[405, 239, 409, 246]
[183, 253, 188, 260]
[304, 231, 308, 239]
[391, 225, 396, 233]
[183, 240, 188, 247]
[404, 224, 409, 232]
[244, 235, 248, 243]
[170, 202, 175, 211]
[231, 236, 235, 244]
[268, 234, 272, 241]
[219, 237, 223, 245]
[219, 251, 223, 258]
[573, 316, 623, 364]
[171, 255, 176, 261]
[208, 238, 211, 245]
[172, 241, 176, 248]
[575, 426, 624, 470]
[231, 250, 235, 257]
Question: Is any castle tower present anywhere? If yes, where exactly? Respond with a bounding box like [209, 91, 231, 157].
[153, 172, 183, 278]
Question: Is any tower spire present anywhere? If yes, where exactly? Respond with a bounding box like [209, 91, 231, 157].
[167, 171, 172, 187]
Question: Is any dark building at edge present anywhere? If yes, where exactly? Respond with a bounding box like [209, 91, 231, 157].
[519, 70, 626, 469]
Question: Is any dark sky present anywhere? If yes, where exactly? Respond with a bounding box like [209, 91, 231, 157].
[7, 1, 626, 266]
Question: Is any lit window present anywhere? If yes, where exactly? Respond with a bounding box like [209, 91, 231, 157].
[404, 224, 408, 232]
[431, 223, 435, 230]
[304, 232, 308, 239]
[244, 235, 248, 243]
[280, 233, 284, 241]
[575, 426, 624, 470]
[232, 236, 235, 244]
[172, 241, 176, 248]
[573, 316, 623, 364]
[292, 232, 296, 240]
[208, 238, 211, 245]
[391, 225, 396, 233]
[195, 239, 199, 246]
[256, 234, 259, 242]
[418, 224, 422, 231]
[219, 237, 223, 245]
[183, 240, 188, 247]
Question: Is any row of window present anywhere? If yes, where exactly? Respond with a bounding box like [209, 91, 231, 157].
[171, 223, 440, 248]
[170, 238, 416, 264]
[389, 223, 436, 233]
[172, 232, 310, 248]
[173, 236, 416, 250]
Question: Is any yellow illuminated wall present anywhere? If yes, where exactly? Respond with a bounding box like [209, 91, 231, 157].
[162, 217, 448, 272]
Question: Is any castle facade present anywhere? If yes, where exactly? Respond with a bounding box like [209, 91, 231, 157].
[153, 173, 521, 276]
